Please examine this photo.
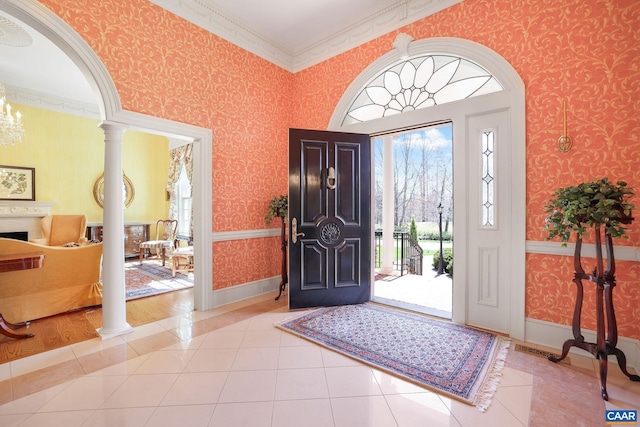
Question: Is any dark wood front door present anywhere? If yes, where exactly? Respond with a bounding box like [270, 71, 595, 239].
[288, 128, 371, 309]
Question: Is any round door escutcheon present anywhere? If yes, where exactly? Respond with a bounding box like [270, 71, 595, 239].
[320, 222, 341, 245]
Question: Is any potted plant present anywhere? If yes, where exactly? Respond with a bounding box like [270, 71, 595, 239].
[543, 177, 635, 246]
[265, 195, 288, 300]
[265, 195, 288, 225]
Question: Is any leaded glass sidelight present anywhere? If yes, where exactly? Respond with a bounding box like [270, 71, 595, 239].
[481, 130, 495, 227]
[343, 55, 503, 125]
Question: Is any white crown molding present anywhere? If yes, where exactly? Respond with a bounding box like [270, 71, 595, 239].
[3, 84, 100, 119]
[150, 0, 463, 72]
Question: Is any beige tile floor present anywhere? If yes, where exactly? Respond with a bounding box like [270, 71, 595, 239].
[0, 292, 638, 427]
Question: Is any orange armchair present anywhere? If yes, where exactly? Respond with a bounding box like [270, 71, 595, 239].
[30, 215, 88, 246]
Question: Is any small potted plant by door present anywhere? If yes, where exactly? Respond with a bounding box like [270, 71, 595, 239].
[543, 177, 638, 401]
[265, 195, 288, 300]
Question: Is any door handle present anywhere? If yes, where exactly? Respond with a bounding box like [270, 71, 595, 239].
[291, 218, 305, 244]
[327, 167, 336, 190]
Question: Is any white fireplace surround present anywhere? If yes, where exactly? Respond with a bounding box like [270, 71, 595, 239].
[0, 200, 53, 241]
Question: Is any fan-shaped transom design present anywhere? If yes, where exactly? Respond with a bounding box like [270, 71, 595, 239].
[343, 55, 503, 126]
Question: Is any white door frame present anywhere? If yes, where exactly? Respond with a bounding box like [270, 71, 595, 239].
[329, 36, 526, 340]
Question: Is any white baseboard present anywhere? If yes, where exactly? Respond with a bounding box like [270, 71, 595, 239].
[525, 317, 639, 372]
[209, 276, 281, 309]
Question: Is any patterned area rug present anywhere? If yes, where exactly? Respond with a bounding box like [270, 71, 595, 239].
[276, 303, 509, 411]
[100, 261, 193, 300]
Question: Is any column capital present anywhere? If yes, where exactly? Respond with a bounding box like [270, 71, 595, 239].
[99, 121, 127, 141]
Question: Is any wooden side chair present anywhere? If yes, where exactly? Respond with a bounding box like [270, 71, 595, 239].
[138, 219, 178, 266]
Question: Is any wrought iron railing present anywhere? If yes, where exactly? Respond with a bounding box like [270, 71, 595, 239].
[374, 231, 423, 276]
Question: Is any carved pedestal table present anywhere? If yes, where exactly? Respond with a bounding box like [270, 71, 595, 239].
[548, 225, 640, 400]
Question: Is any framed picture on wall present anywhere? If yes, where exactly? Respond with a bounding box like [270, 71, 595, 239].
[0, 165, 35, 201]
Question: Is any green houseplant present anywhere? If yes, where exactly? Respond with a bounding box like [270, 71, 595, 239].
[265, 195, 288, 225]
[543, 177, 635, 246]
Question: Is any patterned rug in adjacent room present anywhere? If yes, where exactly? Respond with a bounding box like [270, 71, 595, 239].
[110, 261, 193, 300]
[276, 303, 509, 411]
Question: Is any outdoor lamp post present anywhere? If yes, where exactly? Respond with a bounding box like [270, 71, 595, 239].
[437, 203, 444, 275]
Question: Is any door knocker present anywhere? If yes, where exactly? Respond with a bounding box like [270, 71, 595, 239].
[327, 167, 336, 190]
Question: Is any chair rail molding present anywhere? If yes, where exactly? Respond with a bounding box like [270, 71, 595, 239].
[212, 228, 280, 242]
[526, 240, 640, 262]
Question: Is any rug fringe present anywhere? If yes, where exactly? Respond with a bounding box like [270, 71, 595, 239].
[473, 336, 511, 412]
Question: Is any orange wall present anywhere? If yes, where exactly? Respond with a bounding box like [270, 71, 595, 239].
[40, 0, 640, 338]
[41, 0, 291, 290]
[290, 0, 640, 339]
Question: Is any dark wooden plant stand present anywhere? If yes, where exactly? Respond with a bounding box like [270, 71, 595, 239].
[548, 224, 640, 400]
[275, 217, 288, 301]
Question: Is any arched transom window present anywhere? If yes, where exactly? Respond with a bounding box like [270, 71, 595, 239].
[343, 55, 503, 126]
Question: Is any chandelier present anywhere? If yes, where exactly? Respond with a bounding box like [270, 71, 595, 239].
[0, 84, 24, 147]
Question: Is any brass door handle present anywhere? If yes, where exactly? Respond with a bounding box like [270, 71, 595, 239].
[291, 218, 305, 244]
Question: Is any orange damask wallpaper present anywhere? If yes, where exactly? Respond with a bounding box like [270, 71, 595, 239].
[291, 0, 640, 339]
[40, 0, 291, 289]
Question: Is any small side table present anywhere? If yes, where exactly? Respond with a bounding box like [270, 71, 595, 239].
[548, 225, 640, 400]
[0, 251, 44, 339]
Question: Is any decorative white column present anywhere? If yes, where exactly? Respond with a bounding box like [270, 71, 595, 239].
[380, 135, 395, 275]
[97, 122, 133, 339]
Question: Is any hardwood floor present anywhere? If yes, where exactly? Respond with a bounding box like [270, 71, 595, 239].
[0, 288, 194, 364]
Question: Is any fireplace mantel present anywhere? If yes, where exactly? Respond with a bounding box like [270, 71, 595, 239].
[0, 201, 54, 217]
[0, 201, 54, 240]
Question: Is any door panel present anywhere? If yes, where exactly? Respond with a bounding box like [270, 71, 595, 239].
[336, 143, 359, 224]
[466, 110, 511, 334]
[300, 242, 326, 290]
[335, 239, 360, 286]
[301, 142, 327, 224]
[289, 128, 371, 309]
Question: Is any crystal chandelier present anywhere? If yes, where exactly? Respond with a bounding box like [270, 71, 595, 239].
[0, 84, 24, 147]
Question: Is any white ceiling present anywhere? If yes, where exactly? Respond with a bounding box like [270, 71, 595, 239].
[206, 0, 395, 53]
[0, 0, 461, 111]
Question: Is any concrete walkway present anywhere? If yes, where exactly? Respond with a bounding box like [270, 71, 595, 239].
[373, 264, 453, 319]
